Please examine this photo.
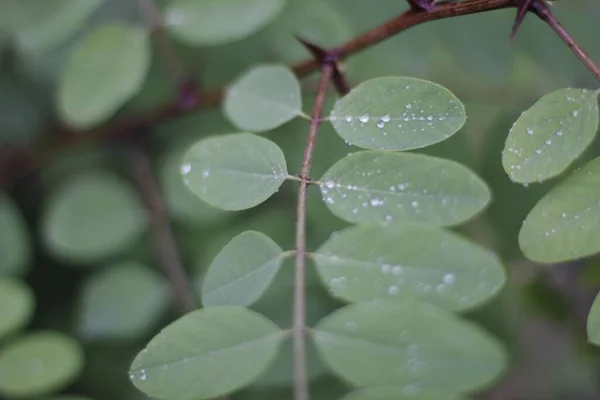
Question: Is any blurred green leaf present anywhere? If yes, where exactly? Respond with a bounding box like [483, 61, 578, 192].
[42, 171, 147, 263]
[338, 386, 464, 400]
[587, 291, 600, 346]
[224, 65, 302, 132]
[503, 88, 599, 183]
[38, 397, 95, 400]
[130, 307, 285, 400]
[182, 133, 288, 210]
[0, 331, 84, 398]
[314, 225, 506, 311]
[5, 0, 103, 55]
[329, 77, 465, 151]
[202, 231, 285, 307]
[0, 278, 34, 340]
[78, 261, 169, 341]
[0, 194, 31, 276]
[519, 157, 600, 263]
[57, 23, 150, 128]
[312, 300, 506, 393]
[165, 0, 285, 46]
[319, 151, 490, 226]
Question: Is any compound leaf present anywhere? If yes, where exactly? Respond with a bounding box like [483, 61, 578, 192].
[319, 151, 490, 227]
[42, 171, 147, 263]
[202, 231, 284, 307]
[312, 300, 506, 393]
[329, 77, 466, 151]
[182, 133, 288, 210]
[519, 157, 600, 263]
[58, 23, 150, 128]
[224, 65, 302, 132]
[0, 278, 34, 340]
[165, 0, 285, 46]
[130, 307, 284, 400]
[503, 88, 599, 183]
[78, 261, 170, 341]
[314, 225, 506, 311]
[0, 332, 84, 398]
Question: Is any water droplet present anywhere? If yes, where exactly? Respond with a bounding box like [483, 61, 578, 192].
[556, 130, 563, 136]
[376, 121, 385, 128]
[324, 180, 336, 189]
[370, 198, 384, 207]
[359, 114, 369, 123]
[388, 285, 399, 296]
[443, 273, 455, 285]
[545, 139, 552, 145]
[405, 104, 412, 109]
[345, 116, 352, 122]
[392, 266, 403, 276]
[381, 264, 392, 274]
[526, 128, 534, 135]
[572, 110, 579, 117]
[140, 369, 147, 381]
[411, 201, 419, 208]
[181, 163, 191, 175]
[202, 169, 210, 177]
[381, 114, 391, 122]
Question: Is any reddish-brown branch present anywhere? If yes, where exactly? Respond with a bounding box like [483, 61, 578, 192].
[128, 142, 197, 314]
[293, 64, 332, 400]
[4, 0, 600, 190]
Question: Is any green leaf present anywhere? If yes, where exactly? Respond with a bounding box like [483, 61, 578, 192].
[587, 292, 600, 346]
[165, 0, 285, 46]
[0, 278, 34, 340]
[0, 332, 84, 398]
[519, 157, 600, 263]
[42, 171, 147, 263]
[182, 133, 288, 210]
[38, 397, 95, 400]
[314, 225, 505, 311]
[329, 77, 466, 151]
[339, 386, 464, 400]
[0, 194, 30, 276]
[202, 231, 285, 307]
[159, 143, 231, 225]
[319, 151, 490, 227]
[312, 300, 506, 393]
[78, 261, 169, 341]
[130, 307, 285, 400]
[224, 65, 302, 132]
[8, 0, 103, 55]
[502, 88, 600, 183]
[57, 23, 151, 128]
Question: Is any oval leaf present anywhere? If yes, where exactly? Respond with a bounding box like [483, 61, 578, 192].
[312, 300, 506, 393]
[519, 157, 600, 262]
[202, 231, 284, 307]
[182, 133, 288, 210]
[587, 292, 600, 346]
[224, 65, 302, 132]
[0, 194, 30, 276]
[78, 261, 169, 340]
[42, 171, 147, 263]
[165, 0, 285, 46]
[319, 151, 490, 227]
[130, 306, 285, 400]
[57, 23, 151, 128]
[329, 77, 466, 151]
[314, 225, 505, 311]
[503, 88, 600, 183]
[0, 278, 34, 340]
[0, 332, 84, 398]
[339, 386, 464, 400]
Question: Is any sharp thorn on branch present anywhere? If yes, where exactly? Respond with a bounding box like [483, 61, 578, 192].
[407, 0, 436, 12]
[510, 0, 535, 42]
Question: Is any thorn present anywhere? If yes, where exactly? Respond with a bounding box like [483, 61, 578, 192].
[510, 0, 534, 42]
[295, 36, 350, 96]
[407, 0, 436, 11]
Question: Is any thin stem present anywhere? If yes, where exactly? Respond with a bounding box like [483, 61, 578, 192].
[532, 0, 600, 82]
[128, 143, 197, 314]
[136, 0, 185, 82]
[293, 63, 333, 400]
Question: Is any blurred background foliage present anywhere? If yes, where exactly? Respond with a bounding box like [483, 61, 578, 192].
[1, 0, 600, 399]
